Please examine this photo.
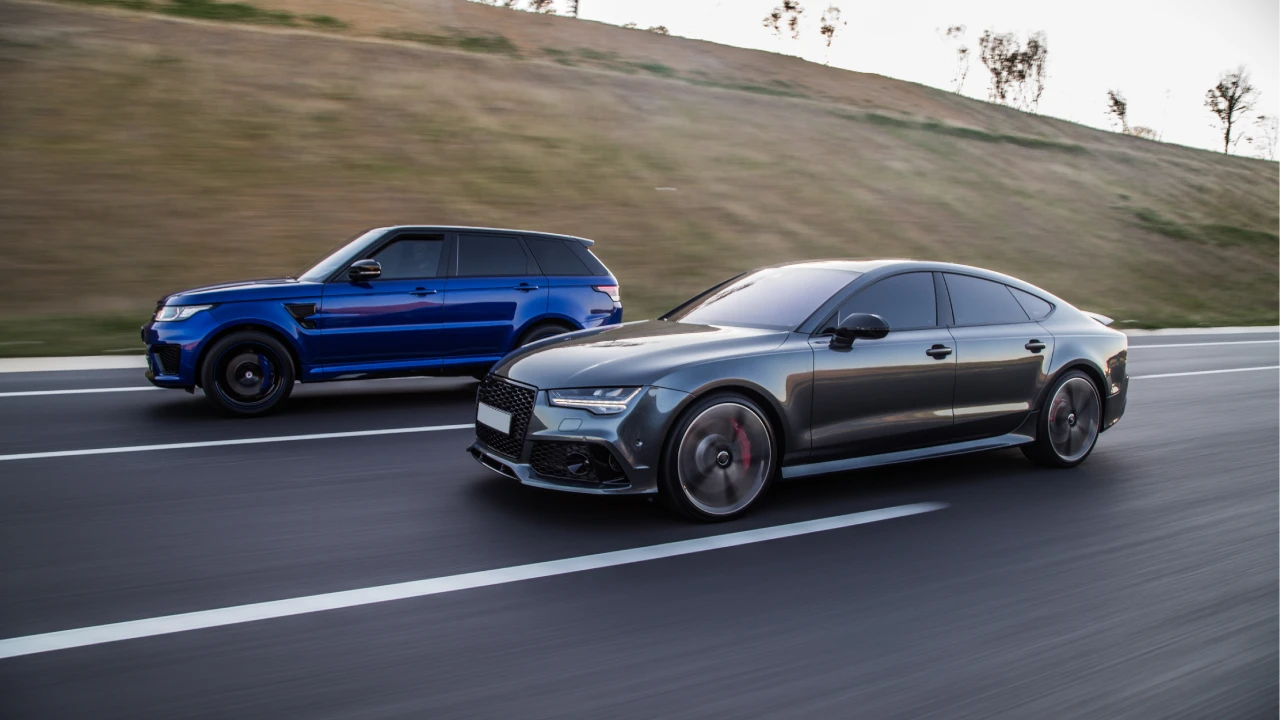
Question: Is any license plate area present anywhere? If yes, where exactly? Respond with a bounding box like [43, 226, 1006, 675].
[476, 402, 512, 435]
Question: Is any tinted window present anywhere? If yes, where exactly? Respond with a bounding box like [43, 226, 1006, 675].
[667, 267, 856, 330]
[298, 228, 383, 282]
[526, 238, 591, 276]
[944, 273, 1030, 325]
[837, 272, 936, 330]
[568, 243, 610, 276]
[1010, 287, 1054, 320]
[457, 235, 531, 277]
[371, 236, 444, 280]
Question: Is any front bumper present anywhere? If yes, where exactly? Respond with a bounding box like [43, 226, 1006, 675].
[140, 316, 216, 388]
[468, 383, 691, 495]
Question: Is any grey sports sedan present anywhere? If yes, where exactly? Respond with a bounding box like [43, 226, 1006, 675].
[468, 260, 1128, 521]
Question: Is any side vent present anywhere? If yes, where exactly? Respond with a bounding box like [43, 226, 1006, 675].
[284, 303, 318, 329]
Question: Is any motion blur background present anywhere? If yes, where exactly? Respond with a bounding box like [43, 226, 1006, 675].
[0, 0, 1276, 354]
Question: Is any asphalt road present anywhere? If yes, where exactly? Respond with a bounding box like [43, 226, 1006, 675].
[1, 333, 1276, 719]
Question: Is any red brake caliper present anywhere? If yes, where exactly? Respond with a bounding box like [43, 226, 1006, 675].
[732, 420, 751, 469]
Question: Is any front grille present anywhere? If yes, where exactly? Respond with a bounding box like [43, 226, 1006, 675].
[475, 375, 536, 459]
[151, 344, 181, 375]
[530, 441, 629, 489]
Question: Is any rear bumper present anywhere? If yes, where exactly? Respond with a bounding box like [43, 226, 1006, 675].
[467, 384, 691, 496]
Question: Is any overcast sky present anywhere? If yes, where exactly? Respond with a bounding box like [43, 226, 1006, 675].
[564, 0, 1278, 155]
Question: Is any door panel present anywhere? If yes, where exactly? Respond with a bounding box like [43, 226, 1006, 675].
[948, 323, 1054, 439]
[809, 328, 957, 461]
[318, 278, 444, 371]
[440, 234, 548, 369]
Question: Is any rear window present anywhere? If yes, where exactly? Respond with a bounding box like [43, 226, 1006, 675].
[567, 242, 611, 276]
[1009, 287, 1054, 320]
[526, 238, 591, 276]
[944, 273, 1030, 325]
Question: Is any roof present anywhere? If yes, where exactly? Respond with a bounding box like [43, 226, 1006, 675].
[374, 225, 596, 247]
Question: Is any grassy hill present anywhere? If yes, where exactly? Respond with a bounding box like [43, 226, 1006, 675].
[0, 0, 1276, 355]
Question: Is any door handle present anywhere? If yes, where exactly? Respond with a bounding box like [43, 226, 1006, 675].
[1025, 340, 1046, 353]
[513, 284, 539, 292]
[925, 344, 952, 359]
[410, 288, 437, 296]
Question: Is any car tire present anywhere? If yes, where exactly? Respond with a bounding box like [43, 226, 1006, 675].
[1022, 370, 1102, 468]
[517, 323, 571, 347]
[659, 392, 778, 522]
[200, 330, 295, 417]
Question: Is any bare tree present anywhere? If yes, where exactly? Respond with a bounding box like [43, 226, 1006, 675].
[647, 25, 669, 35]
[978, 30, 1049, 112]
[568, 0, 578, 17]
[1248, 115, 1278, 160]
[1128, 126, 1159, 141]
[527, 0, 555, 13]
[764, 1, 804, 41]
[819, 5, 844, 49]
[1105, 89, 1128, 133]
[1205, 66, 1258, 154]
[938, 25, 969, 94]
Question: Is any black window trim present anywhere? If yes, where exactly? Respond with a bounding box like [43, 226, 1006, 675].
[811, 270, 942, 336]
[449, 232, 542, 279]
[322, 228, 451, 283]
[940, 271, 1046, 328]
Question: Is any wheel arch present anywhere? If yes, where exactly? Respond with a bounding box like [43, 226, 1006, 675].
[1039, 361, 1107, 413]
[195, 323, 302, 387]
[662, 380, 790, 465]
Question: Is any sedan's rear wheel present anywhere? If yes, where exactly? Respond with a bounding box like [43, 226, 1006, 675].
[660, 393, 776, 521]
[1022, 370, 1101, 467]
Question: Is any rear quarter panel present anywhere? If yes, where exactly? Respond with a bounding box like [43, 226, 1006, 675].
[1038, 308, 1128, 429]
[545, 277, 619, 330]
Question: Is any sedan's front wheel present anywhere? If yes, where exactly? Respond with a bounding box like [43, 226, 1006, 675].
[660, 392, 776, 522]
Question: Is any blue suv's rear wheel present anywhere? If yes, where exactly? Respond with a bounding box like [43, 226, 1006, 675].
[200, 330, 295, 416]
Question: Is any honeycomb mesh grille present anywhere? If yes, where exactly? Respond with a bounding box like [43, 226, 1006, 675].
[530, 442, 597, 482]
[152, 345, 181, 375]
[475, 376, 536, 459]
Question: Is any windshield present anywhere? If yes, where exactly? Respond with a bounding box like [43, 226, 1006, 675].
[296, 228, 386, 282]
[664, 267, 858, 330]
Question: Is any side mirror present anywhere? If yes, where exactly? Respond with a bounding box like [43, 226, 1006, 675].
[830, 312, 889, 350]
[348, 259, 381, 282]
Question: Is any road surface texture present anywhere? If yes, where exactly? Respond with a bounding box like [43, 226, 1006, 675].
[1, 332, 1276, 719]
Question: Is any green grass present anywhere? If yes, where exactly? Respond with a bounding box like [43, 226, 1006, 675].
[1129, 209, 1279, 248]
[61, 0, 305, 25]
[304, 14, 347, 30]
[383, 31, 518, 55]
[0, 314, 150, 358]
[852, 113, 1088, 154]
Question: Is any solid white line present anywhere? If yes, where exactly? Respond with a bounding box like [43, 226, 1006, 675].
[0, 502, 947, 659]
[0, 356, 147, 373]
[1124, 326, 1279, 337]
[0, 386, 162, 398]
[1131, 365, 1279, 380]
[0, 424, 474, 462]
[1129, 340, 1279, 349]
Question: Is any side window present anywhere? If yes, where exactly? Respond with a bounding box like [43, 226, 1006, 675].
[456, 235, 532, 277]
[370, 236, 444, 280]
[1009, 287, 1054, 320]
[526, 238, 591, 276]
[944, 273, 1031, 325]
[837, 272, 936, 330]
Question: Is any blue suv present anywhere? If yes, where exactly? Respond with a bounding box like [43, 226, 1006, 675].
[141, 226, 623, 415]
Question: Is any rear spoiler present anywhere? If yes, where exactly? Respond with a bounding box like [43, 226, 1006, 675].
[1083, 311, 1114, 326]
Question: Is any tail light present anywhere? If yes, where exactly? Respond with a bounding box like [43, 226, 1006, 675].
[593, 285, 621, 303]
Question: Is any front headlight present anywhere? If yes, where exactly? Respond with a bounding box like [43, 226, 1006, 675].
[154, 304, 213, 322]
[548, 387, 642, 415]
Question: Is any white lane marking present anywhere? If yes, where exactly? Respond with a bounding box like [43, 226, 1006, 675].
[0, 502, 947, 659]
[1124, 326, 1279, 336]
[0, 386, 161, 398]
[1129, 340, 1279, 349]
[1131, 365, 1279, 380]
[0, 356, 147, 373]
[0, 424, 474, 462]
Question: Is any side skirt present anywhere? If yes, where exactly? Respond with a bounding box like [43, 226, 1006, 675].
[782, 413, 1038, 480]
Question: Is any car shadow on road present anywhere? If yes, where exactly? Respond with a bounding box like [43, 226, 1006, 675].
[145, 378, 479, 422]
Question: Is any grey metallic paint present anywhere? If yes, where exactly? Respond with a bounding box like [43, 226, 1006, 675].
[472, 260, 1128, 496]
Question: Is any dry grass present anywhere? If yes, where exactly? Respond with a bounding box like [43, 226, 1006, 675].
[0, 0, 1276, 355]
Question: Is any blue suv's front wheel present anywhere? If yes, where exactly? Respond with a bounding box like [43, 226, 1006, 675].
[200, 330, 295, 416]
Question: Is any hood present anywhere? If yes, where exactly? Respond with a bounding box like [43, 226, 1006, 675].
[494, 319, 790, 389]
[162, 277, 321, 305]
